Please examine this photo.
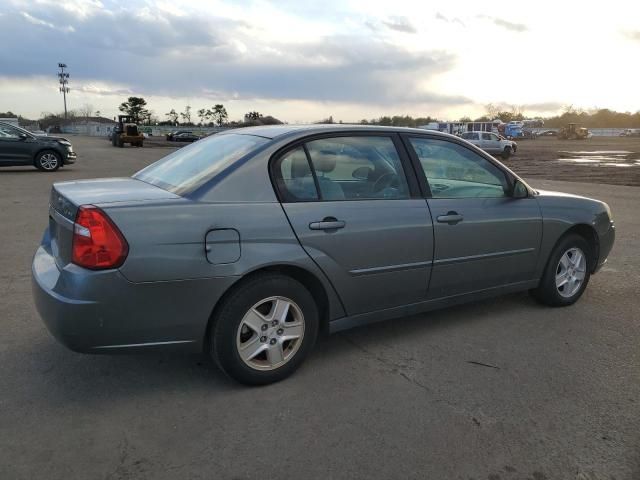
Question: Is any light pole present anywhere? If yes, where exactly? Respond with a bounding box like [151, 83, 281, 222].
[58, 63, 70, 119]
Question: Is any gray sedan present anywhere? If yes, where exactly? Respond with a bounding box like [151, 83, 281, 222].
[32, 125, 615, 385]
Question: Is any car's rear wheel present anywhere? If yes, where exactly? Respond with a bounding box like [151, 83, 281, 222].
[531, 233, 591, 306]
[210, 274, 319, 385]
[35, 150, 61, 171]
[501, 146, 512, 159]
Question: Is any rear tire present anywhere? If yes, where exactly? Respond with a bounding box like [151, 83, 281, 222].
[530, 233, 591, 307]
[210, 274, 319, 385]
[35, 150, 61, 171]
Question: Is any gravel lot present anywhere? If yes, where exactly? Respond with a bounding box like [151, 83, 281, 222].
[1, 136, 638, 480]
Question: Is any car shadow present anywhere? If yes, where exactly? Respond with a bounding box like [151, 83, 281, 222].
[313, 291, 541, 360]
[20, 291, 539, 405]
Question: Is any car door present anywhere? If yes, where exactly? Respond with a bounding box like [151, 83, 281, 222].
[404, 135, 542, 299]
[0, 124, 32, 164]
[480, 132, 498, 153]
[272, 134, 434, 316]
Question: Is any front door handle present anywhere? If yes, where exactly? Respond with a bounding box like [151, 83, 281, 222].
[309, 217, 345, 231]
[436, 211, 463, 225]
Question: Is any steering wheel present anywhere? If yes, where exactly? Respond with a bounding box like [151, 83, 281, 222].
[429, 183, 449, 194]
[372, 172, 398, 193]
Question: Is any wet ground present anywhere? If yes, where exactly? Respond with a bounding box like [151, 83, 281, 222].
[503, 137, 640, 186]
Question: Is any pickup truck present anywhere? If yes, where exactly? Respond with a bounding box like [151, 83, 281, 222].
[460, 131, 517, 159]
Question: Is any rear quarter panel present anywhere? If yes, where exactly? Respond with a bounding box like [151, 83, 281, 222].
[101, 199, 346, 320]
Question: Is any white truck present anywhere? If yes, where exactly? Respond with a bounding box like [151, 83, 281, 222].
[460, 131, 517, 159]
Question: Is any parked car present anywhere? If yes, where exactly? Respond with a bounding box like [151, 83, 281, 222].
[0, 121, 76, 171]
[32, 125, 615, 385]
[620, 129, 640, 137]
[460, 131, 517, 159]
[538, 130, 558, 137]
[166, 130, 193, 141]
[172, 132, 201, 143]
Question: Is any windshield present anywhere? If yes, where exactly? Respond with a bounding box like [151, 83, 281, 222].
[134, 133, 268, 194]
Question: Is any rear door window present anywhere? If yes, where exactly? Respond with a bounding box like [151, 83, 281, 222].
[305, 136, 410, 201]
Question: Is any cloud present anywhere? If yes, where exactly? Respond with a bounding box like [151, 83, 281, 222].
[435, 12, 465, 27]
[382, 16, 416, 34]
[624, 30, 640, 41]
[478, 15, 528, 32]
[0, 3, 466, 108]
[520, 102, 564, 113]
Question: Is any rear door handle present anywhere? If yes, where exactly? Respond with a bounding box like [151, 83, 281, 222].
[309, 217, 345, 231]
[436, 211, 464, 225]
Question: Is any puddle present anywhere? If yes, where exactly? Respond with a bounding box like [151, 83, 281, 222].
[556, 150, 640, 167]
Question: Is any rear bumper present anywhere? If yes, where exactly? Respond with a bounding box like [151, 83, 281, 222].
[32, 241, 237, 353]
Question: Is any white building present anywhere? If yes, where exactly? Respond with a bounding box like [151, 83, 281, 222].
[57, 117, 117, 137]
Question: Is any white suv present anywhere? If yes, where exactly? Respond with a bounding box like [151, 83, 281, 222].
[460, 132, 517, 159]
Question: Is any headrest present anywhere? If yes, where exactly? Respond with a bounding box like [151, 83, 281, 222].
[291, 155, 311, 178]
[313, 153, 337, 173]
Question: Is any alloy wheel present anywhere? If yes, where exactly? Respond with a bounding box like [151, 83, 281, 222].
[39, 153, 59, 170]
[236, 296, 305, 371]
[555, 247, 587, 298]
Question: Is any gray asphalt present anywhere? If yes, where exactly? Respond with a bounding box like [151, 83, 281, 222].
[1, 136, 638, 480]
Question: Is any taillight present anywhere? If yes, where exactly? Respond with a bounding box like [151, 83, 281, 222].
[72, 205, 129, 270]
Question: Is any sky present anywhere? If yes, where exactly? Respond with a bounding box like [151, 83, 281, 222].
[0, 0, 639, 123]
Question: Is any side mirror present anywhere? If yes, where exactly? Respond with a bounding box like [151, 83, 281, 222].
[352, 166, 373, 181]
[512, 179, 529, 198]
[19, 133, 29, 140]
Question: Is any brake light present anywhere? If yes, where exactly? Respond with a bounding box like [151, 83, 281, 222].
[72, 205, 129, 270]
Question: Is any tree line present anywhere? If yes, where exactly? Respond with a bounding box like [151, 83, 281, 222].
[5, 100, 640, 130]
[117, 97, 283, 127]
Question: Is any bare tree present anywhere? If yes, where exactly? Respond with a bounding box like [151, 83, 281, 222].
[165, 109, 179, 124]
[197, 108, 207, 125]
[180, 105, 192, 125]
[78, 103, 93, 123]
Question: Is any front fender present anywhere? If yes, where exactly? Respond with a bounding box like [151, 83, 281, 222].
[535, 191, 614, 277]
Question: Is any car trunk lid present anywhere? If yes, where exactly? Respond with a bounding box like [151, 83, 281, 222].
[48, 178, 179, 266]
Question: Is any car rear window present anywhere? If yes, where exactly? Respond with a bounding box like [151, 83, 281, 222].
[134, 133, 268, 194]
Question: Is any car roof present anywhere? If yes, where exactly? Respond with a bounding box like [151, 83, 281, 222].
[221, 124, 460, 140]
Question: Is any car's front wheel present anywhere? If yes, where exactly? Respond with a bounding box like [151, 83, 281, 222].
[35, 150, 61, 171]
[501, 146, 512, 160]
[210, 274, 319, 385]
[531, 233, 591, 306]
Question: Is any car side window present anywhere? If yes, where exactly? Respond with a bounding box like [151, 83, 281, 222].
[409, 137, 509, 199]
[274, 147, 319, 202]
[0, 125, 20, 139]
[304, 136, 410, 201]
[481, 133, 492, 140]
[490, 134, 500, 141]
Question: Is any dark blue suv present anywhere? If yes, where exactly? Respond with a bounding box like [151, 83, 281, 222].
[0, 121, 76, 171]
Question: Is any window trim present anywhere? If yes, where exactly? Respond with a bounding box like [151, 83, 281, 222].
[269, 131, 421, 203]
[399, 133, 515, 199]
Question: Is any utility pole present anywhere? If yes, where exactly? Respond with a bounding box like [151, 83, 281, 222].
[58, 63, 70, 119]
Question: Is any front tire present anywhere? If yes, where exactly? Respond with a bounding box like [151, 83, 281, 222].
[531, 234, 591, 306]
[35, 150, 61, 171]
[501, 146, 512, 160]
[210, 274, 319, 385]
